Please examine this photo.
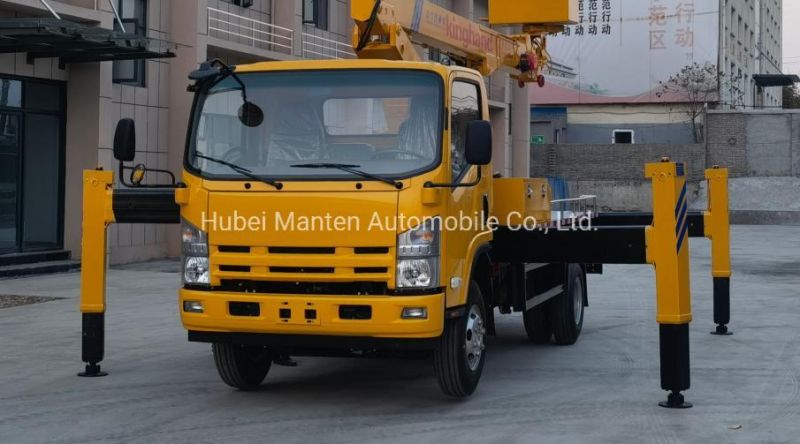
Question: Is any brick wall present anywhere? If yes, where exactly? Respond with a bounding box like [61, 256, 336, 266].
[706, 112, 749, 176]
[530, 144, 706, 181]
[706, 111, 800, 178]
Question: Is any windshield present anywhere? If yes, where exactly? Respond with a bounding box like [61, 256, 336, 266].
[188, 69, 443, 180]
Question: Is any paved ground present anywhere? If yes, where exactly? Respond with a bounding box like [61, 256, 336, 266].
[0, 225, 798, 444]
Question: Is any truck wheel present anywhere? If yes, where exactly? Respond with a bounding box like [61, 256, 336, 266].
[549, 264, 585, 345]
[523, 302, 552, 344]
[434, 282, 486, 397]
[212, 343, 272, 390]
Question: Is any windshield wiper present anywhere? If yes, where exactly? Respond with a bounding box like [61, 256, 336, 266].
[290, 163, 403, 189]
[194, 153, 283, 190]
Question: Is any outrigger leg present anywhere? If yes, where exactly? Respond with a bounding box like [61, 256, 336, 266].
[704, 167, 732, 336]
[78, 169, 115, 377]
[646, 159, 693, 408]
[77, 168, 180, 376]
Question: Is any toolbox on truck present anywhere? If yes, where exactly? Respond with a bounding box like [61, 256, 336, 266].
[492, 178, 552, 226]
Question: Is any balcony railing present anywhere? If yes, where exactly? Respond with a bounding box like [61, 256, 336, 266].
[301, 33, 355, 60]
[207, 7, 293, 55]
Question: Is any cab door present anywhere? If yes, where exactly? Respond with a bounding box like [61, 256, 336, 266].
[443, 72, 491, 307]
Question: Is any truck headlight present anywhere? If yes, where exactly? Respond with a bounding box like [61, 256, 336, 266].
[182, 220, 209, 285]
[397, 217, 440, 289]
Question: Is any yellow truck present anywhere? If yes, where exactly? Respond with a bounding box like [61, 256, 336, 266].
[78, 0, 732, 408]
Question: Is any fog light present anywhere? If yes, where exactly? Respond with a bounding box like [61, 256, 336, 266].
[402, 307, 428, 319]
[183, 300, 204, 313]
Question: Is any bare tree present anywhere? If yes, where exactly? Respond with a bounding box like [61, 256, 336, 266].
[657, 62, 725, 143]
[783, 85, 800, 109]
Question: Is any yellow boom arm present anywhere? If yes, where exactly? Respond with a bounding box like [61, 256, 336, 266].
[351, 0, 576, 85]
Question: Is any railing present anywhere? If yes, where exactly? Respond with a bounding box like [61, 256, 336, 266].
[207, 7, 293, 55]
[550, 195, 598, 223]
[301, 32, 355, 60]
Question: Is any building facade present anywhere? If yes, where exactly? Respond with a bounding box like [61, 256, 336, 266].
[721, 0, 783, 108]
[531, 0, 786, 145]
[0, 0, 526, 266]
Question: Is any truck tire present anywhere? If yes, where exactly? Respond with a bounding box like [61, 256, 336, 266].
[212, 343, 272, 390]
[434, 281, 487, 397]
[549, 264, 585, 345]
[523, 302, 552, 344]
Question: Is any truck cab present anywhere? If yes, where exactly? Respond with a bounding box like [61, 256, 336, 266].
[174, 59, 580, 396]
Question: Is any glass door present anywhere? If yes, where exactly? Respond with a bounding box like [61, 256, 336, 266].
[0, 77, 65, 254]
[0, 111, 20, 253]
[22, 113, 62, 250]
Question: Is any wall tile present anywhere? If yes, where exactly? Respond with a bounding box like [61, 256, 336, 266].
[131, 224, 145, 246]
[147, 106, 159, 152]
[147, 61, 160, 106]
[33, 57, 53, 79]
[135, 105, 148, 151]
[122, 85, 136, 104]
[14, 53, 33, 77]
[158, 107, 169, 151]
[117, 223, 132, 247]
[0, 53, 15, 75]
[135, 84, 148, 105]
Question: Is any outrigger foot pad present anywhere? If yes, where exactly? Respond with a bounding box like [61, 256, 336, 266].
[659, 391, 692, 409]
[710, 324, 733, 335]
[77, 363, 108, 377]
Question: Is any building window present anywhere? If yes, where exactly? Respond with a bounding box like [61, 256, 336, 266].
[225, 0, 253, 6]
[303, 0, 329, 30]
[612, 130, 634, 144]
[112, 0, 147, 87]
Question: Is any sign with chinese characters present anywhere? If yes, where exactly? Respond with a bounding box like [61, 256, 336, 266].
[532, 0, 719, 105]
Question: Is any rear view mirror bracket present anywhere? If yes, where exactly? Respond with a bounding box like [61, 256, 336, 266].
[113, 118, 179, 189]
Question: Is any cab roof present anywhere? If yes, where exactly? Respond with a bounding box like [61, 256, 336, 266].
[234, 58, 467, 77]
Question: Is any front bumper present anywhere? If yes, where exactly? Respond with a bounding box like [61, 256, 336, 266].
[180, 288, 444, 339]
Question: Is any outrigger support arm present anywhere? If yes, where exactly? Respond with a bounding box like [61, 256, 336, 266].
[78, 169, 180, 377]
[492, 160, 702, 407]
[78, 170, 115, 377]
[592, 167, 733, 336]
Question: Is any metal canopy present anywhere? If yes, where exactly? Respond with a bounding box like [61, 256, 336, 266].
[753, 74, 800, 88]
[0, 18, 175, 67]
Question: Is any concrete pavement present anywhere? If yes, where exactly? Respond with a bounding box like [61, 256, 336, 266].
[0, 225, 798, 443]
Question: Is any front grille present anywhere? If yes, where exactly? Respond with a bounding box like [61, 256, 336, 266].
[219, 280, 390, 295]
[211, 245, 395, 284]
[354, 267, 388, 274]
[354, 247, 390, 254]
[219, 245, 250, 253]
[269, 266, 335, 274]
[269, 247, 335, 254]
[219, 265, 250, 272]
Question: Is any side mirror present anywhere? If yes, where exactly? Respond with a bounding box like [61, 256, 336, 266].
[465, 120, 492, 166]
[113, 118, 136, 162]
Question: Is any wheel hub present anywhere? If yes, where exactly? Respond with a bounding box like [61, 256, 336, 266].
[464, 305, 486, 371]
[573, 276, 584, 325]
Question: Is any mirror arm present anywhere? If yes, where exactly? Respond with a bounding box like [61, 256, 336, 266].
[117, 161, 179, 189]
[424, 166, 483, 189]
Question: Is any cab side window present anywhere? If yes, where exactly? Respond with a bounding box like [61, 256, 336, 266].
[450, 81, 480, 181]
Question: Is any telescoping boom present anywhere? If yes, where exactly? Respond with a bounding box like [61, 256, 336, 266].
[351, 0, 574, 86]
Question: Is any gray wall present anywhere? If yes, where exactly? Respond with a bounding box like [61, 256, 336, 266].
[531, 144, 706, 181]
[533, 111, 800, 214]
[565, 122, 696, 145]
[530, 144, 705, 211]
[706, 111, 800, 178]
